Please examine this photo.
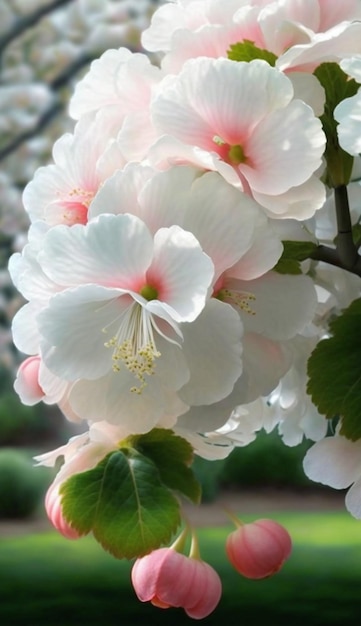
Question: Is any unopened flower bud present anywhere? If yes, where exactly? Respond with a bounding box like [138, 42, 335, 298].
[131, 547, 222, 619]
[45, 483, 81, 540]
[14, 356, 44, 405]
[226, 518, 292, 579]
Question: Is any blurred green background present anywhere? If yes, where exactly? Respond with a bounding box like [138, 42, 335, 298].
[1, 511, 360, 625]
[1, 384, 360, 626]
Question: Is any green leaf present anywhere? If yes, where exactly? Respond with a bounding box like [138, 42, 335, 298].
[60, 449, 181, 559]
[134, 429, 202, 504]
[228, 40, 277, 66]
[314, 63, 359, 187]
[273, 240, 318, 275]
[307, 297, 361, 441]
[351, 223, 361, 249]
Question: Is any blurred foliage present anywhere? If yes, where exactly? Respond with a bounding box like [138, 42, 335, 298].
[1, 513, 361, 625]
[220, 430, 313, 489]
[0, 388, 61, 446]
[192, 456, 225, 502]
[193, 430, 314, 501]
[0, 448, 52, 519]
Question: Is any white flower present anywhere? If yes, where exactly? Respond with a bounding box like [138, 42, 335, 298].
[303, 434, 361, 519]
[150, 57, 326, 219]
[176, 397, 275, 461]
[13, 212, 244, 433]
[34, 420, 126, 489]
[22, 113, 126, 227]
[266, 336, 328, 447]
[334, 56, 361, 157]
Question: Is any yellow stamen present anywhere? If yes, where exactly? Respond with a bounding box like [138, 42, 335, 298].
[217, 288, 256, 315]
[103, 303, 161, 393]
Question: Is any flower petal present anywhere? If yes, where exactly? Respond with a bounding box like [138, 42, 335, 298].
[303, 436, 361, 489]
[179, 299, 243, 405]
[39, 214, 153, 289]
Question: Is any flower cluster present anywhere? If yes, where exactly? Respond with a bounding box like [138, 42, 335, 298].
[8, 0, 361, 617]
[0, 0, 164, 377]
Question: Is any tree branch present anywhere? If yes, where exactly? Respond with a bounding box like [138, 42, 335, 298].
[0, 0, 73, 55]
[334, 185, 359, 270]
[0, 101, 63, 162]
[0, 53, 92, 163]
[310, 185, 361, 278]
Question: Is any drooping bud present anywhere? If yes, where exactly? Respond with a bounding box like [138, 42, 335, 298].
[14, 356, 45, 405]
[45, 483, 81, 540]
[226, 518, 292, 579]
[131, 547, 222, 619]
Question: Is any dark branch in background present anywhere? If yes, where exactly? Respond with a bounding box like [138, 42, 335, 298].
[0, 53, 92, 163]
[49, 51, 93, 91]
[310, 185, 361, 278]
[0, 0, 73, 56]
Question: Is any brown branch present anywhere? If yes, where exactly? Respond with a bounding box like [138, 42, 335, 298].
[310, 186, 361, 277]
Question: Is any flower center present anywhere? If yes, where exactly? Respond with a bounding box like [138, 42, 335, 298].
[104, 301, 161, 393]
[212, 135, 247, 165]
[228, 144, 247, 165]
[60, 189, 94, 225]
[62, 202, 89, 225]
[139, 284, 158, 301]
[217, 288, 256, 315]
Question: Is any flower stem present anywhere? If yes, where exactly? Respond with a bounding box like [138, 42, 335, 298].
[310, 185, 361, 277]
[170, 526, 189, 554]
[189, 529, 202, 561]
[223, 507, 244, 528]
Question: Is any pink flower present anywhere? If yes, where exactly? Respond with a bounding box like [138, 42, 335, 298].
[131, 548, 222, 619]
[226, 518, 292, 579]
[45, 483, 81, 540]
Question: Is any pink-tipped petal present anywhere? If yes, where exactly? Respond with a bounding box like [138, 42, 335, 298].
[14, 356, 45, 405]
[45, 483, 81, 540]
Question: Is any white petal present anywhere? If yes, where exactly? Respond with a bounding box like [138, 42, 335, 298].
[241, 332, 293, 402]
[12, 303, 40, 354]
[345, 476, 361, 519]
[253, 175, 326, 220]
[230, 272, 317, 340]
[88, 163, 155, 221]
[40, 214, 153, 289]
[228, 217, 283, 280]
[175, 428, 235, 461]
[178, 299, 243, 405]
[69, 371, 173, 433]
[303, 436, 361, 489]
[39, 285, 124, 380]
[147, 225, 214, 322]
[335, 92, 361, 156]
[242, 99, 325, 195]
[288, 72, 325, 116]
[183, 172, 257, 279]
[137, 165, 199, 233]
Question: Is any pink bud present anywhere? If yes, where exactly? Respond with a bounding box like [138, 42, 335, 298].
[226, 518, 292, 579]
[131, 548, 222, 619]
[45, 483, 81, 540]
[14, 356, 45, 405]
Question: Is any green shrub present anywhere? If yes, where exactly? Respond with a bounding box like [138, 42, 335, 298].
[0, 391, 54, 445]
[192, 456, 225, 502]
[219, 430, 313, 489]
[0, 448, 50, 519]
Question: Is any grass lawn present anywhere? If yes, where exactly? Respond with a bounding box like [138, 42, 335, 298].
[1, 511, 361, 626]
